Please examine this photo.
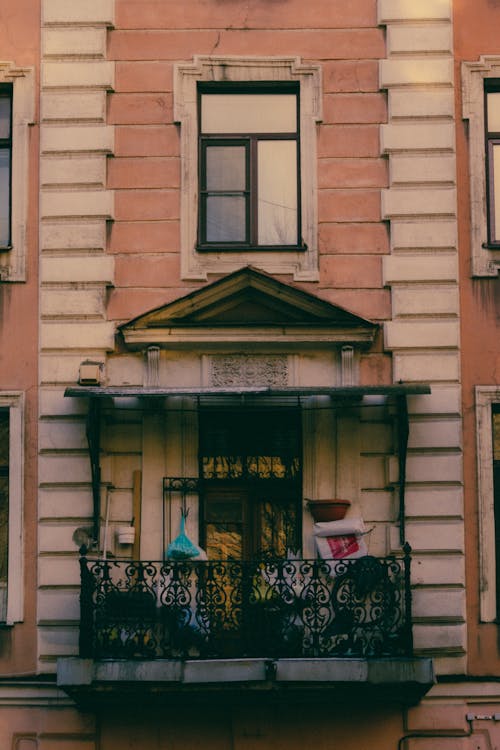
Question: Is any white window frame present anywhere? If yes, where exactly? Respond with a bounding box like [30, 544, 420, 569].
[462, 56, 500, 276]
[174, 56, 322, 282]
[0, 62, 34, 282]
[0, 392, 24, 624]
[476, 386, 500, 621]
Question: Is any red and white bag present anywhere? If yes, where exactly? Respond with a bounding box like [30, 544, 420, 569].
[313, 517, 367, 561]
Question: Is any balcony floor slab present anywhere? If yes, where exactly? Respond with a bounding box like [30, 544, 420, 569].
[57, 656, 434, 708]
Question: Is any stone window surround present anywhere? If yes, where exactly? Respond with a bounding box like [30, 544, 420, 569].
[0, 62, 34, 282]
[173, 56, 322, 282]
[476, 386, 500, 622]
[0, 392, 24, 624]
[462, 56, 500, 277]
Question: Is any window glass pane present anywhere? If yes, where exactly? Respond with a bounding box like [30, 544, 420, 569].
[0, 149, 10, 247]
[0, 412, 8, 466]
[493, 411, 500, 460]
[488, 92, 500, 132]
[206, 195, 246, 242]
[0, 476, 7, 582]
[202, 94, 296, 134]
[0, 97, 10, 140]
[258, 497, 299, 558]
[200, 409, 301, 481]
[493, 144, 500, 242]
[205, 499, 244, 523]
[206, 146, 246, 191]
[258, 140, 297, 245]
[0, 412, 8, 584]
[206, 523, 243, 560]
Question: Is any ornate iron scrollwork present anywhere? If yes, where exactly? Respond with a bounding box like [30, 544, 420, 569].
[79, 552, 413, 661]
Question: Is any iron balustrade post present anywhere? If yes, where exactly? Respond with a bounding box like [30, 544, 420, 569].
[403, 542, 414, 656]
[85, 397, 101, 547]
[78, 546, 95, 658]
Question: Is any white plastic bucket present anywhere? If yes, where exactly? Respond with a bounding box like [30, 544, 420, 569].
[116, 526, 135, 545]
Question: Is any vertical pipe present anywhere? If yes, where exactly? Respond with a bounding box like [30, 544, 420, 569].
[132, 470, 142, 560]
[85, 397, 101, 546]
[397, 394, 409, 546]
[78, 548, 94, 658]
[403, 542, 413, 656]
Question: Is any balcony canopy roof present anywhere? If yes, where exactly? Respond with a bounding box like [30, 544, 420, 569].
[65, 383, 430, 400]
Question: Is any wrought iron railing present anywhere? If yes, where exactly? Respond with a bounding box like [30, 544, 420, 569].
[79, 547, 413, 660]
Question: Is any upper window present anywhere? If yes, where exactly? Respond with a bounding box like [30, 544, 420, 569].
[485, 81, 500, 246]
[198, 85, 302, 251]
[0, 410, 8, 612]
[0, 85, 12, 248]
[174, 56, 321, 281]
[0, 63, 34, 281]
[493, 406, 500, 618]
[0, 392, 24, 625]
[462, 57, 500, 275]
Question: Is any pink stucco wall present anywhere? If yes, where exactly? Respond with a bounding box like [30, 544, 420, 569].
[0, 0, 39, 675]
[454, 0, 500, 675]
[106, 0, 391, 382]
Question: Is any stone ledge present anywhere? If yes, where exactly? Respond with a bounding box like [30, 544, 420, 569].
[378, 0, 451, 23]
[43, 0, 114, 27]
[57, 656, 434, 707]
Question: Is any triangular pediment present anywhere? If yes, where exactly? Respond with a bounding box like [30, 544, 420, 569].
[120, 267, 377, 348]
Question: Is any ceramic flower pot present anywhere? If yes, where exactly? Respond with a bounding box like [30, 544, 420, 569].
[306, 499, 351, 522]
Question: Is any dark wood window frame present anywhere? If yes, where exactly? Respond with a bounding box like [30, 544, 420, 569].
[0, 84, 12, 249]
[199, 137, 251, 245]
[198, 407, 302, 560]
[492, 405, 500, 620]
[485, 80, 500, 247]
[197, 82, 305, 253]
[0, 409, 9, 586]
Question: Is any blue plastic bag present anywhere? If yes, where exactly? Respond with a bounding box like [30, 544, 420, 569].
[166, 512, 202, 560]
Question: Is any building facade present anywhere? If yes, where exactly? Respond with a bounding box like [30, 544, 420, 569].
[4, 0, 500, 747]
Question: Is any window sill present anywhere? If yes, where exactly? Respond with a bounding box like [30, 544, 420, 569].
[196, 244, 308, 253]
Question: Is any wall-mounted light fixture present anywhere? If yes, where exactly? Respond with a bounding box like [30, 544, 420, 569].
[78, 360, 103, 386]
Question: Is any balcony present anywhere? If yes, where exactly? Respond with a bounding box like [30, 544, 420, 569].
[80, 552, 413, 660]
[57, 548, 434, 707]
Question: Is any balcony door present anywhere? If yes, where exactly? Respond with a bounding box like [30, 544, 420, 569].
[199, 407, 302, 560]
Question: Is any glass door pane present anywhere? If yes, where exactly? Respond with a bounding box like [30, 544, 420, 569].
[204, 491, 245, 560]
[257, 495, 300, 558]
[200, 409, 301, 559]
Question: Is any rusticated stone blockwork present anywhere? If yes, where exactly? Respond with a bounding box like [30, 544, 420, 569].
[379, 0, 464, 674]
